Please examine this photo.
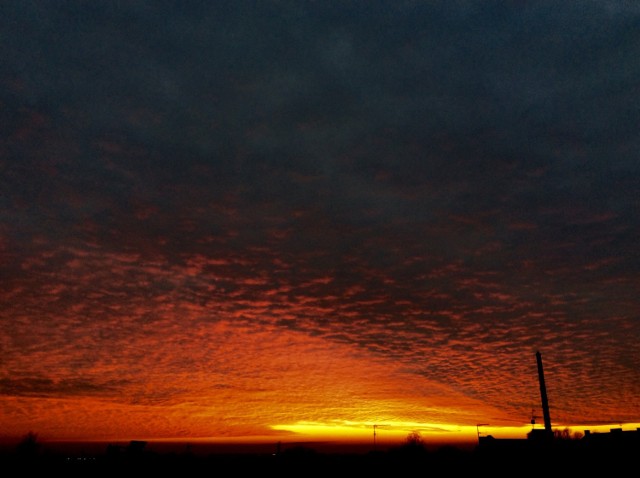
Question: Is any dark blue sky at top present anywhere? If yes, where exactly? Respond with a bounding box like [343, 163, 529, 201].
[1, 1, 639, 425]
[4, 1, 638, 265]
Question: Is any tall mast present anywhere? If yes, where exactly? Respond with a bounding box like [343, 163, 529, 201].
[536, 350, 552, 435]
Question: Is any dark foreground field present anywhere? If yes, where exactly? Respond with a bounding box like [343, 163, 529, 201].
[1, 438, 637, 477]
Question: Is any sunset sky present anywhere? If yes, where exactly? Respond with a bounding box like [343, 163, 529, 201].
[1, 1, 639, 449]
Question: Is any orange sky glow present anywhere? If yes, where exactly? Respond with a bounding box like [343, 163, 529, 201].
[2, 315, 638, 448]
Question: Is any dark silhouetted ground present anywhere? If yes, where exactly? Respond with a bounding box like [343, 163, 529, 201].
[1, 435, 637, 477]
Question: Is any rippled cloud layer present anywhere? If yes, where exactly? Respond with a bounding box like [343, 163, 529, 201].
[1, 1, 639, 442]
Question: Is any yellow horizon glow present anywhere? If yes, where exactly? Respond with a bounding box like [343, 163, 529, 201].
[18, 420, 640, 450]
[272, 420, 476, 444]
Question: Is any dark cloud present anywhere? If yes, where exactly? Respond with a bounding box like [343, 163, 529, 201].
[0, 376, 127, 397]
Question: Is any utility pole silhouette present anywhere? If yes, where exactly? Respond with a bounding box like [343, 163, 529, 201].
[373, 424, 377, 451]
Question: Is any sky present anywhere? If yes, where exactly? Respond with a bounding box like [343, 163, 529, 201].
[1, 1, 639, 449]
